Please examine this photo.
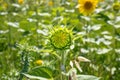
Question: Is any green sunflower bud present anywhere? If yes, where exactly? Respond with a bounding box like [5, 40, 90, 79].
[113, 2, 120, 11]
[50, 27, 72, 49]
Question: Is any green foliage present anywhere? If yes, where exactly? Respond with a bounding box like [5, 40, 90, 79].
[28, 66, 54, 79]
[0, 0, 120, 80]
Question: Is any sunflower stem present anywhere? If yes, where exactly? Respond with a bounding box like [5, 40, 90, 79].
[60, 50, 66, 80]
[19, 51, 29, 80]
[85, 17, 91, 54]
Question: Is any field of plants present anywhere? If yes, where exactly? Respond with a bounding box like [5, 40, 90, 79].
[0, 0, 120, 80]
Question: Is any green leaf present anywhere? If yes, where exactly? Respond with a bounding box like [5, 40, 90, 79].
[77, 75, 100, 80]
[23, 73, 49, 80]
[96, 13, 110, 22]
[28, 66, 54, 79]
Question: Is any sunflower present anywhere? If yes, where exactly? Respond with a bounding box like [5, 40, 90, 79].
[78, 0, 98, 15]
[50, 27, 72, 49]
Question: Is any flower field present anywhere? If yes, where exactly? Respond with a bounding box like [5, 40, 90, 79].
[0, 0, 120, 80]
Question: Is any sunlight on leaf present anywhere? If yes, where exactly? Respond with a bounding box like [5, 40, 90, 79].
[77, 56, 90, 62]
[77, 75, 100, 80]
[23, 73, 49, 80]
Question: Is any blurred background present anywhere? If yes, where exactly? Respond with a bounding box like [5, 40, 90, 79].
[0, 0, 120, 80]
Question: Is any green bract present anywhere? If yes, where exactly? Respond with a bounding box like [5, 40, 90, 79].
[50, 27, 71, 49]
[113, 2, 120, 11]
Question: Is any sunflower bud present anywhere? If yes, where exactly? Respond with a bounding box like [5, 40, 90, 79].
[50, 27, 72, 49]
[113, 2, 120, 11]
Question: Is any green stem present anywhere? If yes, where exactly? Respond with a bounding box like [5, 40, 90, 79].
[7, 4, 12, 55]
[85, 19, 91, 54]
[8, 24, 12, 54]
[112, 11, 119, 76]
[60, 50, 66, 80]
[19, 51, 29, 80]
[34, 1, 39, 46]
[112, 14, 116, 54]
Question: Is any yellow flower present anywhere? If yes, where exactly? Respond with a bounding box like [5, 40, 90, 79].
[78, 0, 98, 15]
[35, 60, 43, 65]
[18, 0, 24, 4]
[48, 1, 54, 6]
[3, 2, 8, 9]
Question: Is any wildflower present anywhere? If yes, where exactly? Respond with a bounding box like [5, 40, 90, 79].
[3, 2, 8, 9]
[48, 1, 54, 6]
[78, 0, 98, 15]
[113, 2, 120, 11]
[35, 60, 43, 65]
[50, 27, 72, 49]
[18, 0, 24, 4]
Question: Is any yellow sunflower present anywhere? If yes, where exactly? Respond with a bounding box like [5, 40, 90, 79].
[78, 0, 98, 15]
